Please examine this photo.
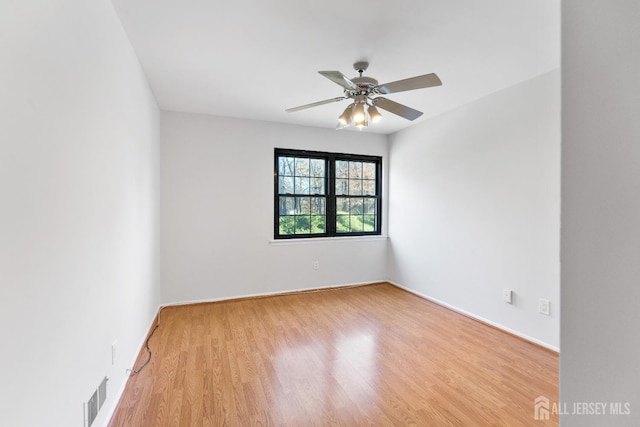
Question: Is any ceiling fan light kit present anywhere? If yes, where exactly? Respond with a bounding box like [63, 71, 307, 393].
[338, 105, 353, 126]
[286, 61, 442, 130]
[367, 104, 382, 123]
[352, 98, 367, 121]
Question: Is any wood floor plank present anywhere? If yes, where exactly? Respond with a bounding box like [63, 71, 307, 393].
[109, 283, 558, 426]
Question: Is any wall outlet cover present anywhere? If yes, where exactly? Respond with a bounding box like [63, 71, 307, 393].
[502, 289, 513, 303]
[539, 298, 550, 316]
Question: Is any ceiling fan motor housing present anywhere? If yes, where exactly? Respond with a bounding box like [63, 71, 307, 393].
[347, 76, 379, 98]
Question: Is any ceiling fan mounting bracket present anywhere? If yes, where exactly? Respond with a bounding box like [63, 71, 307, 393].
[353, 61, 369, 74]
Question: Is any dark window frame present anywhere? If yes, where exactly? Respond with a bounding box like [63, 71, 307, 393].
[274, 148, 382, 239]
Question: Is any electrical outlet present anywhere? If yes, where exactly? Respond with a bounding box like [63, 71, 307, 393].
[502, 289, 513, 303]
[539, 298, 550, 316]
[111, 342, 117, 365]
[313, 260, 319, 270]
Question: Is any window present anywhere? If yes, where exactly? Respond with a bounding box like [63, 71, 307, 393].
[275, 149, 382, 239]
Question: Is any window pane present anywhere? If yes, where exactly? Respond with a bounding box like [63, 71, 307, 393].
[310, 177, 324, 194]
[363, 215, 376, 232]
[294, 216, 310, 234]
[336, 215, 349, 232]
[295, 158, 309, 176]
[349, 161, 362, 179]
[336, 197, 349, 214]
[296, 197, 311, 215]
[363, 162, 376, 179]
[336, 179, 348, 195]
[310, 197, 325, 215]
[310, 159, 325, 177]
[279, 197, 295, 215]
[363, 198, 376, 214]
[279, 216, 294, 235]
[349, 198, 363, 214]
[336, 160, 349, 179]
[294, 177, 310, 194]
[349, 180, 362, 195]
[279, 176, 293, 194]
[279, 157, 295, 176]
[362, 180, 375, 195]
[349, 216, 364, 232]
[311, 216, 325, 233]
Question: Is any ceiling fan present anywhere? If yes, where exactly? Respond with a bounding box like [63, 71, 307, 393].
[285, 61, 442, 129]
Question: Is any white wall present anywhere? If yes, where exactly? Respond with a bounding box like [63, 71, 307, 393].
[561, 1, 640, 425]
[160, 112, 389, 304]
[388, 70, 560, 349]
[0, 1, 160, 426]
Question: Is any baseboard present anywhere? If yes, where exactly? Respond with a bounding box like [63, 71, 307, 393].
[161, 280, 387, 308]
[388, 281, 560, 353]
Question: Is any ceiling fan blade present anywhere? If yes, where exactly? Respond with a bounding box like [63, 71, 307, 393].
[285, 96, 347, 113]
[318, 71, 358, 90]
[373, 97, 423, 121]
[376, 73, 442, 94]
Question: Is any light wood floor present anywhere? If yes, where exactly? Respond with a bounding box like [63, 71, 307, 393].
[109, 283, 558, 426]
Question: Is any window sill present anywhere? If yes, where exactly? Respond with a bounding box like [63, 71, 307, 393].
[269, 235, 388, 245]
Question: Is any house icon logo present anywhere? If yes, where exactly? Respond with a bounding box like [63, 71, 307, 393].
[534, 396, 550, 420]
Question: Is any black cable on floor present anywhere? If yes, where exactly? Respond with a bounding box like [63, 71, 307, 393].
[132, 307, 164, 374]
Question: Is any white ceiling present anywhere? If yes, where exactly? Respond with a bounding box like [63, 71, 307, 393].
[111, 0, 560, 135]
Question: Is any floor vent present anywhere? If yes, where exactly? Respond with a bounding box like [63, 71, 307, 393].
[85, 376, 108, 427]
[98, 377, 108, 410]
[86, 390, 98, 427]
